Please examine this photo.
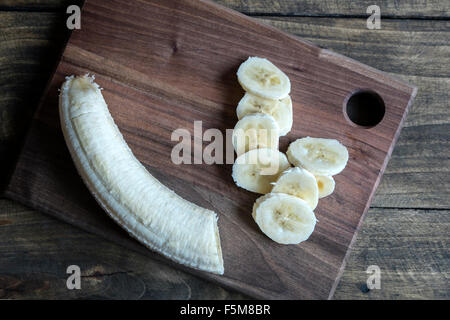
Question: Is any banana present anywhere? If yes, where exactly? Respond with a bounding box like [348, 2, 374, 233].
[316, 175, 335, 198]
[232, 148, 290, 194]
[233, 58, 347, 245]
[271, 167, 319, 210]
[237, 57, 291, 100]
[252, 193, 317, 244]
[59, 75, 224, 274]
[287, 137, 349, 175]
[236, 93, 293, 136]
[232, 113, 279, 156]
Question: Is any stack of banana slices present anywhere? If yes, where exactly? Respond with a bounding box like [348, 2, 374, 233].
[232, 57, 349, 245]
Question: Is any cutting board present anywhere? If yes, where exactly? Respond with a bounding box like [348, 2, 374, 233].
[4, 0, 416, 299]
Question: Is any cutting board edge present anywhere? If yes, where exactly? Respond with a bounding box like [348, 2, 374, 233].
[1, 0, 419, 300]
[2, 187, 299, 299]
[202, 0, 417, 93]
[327, 85, 417, 300]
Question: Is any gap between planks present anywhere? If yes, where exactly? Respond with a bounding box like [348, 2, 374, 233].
[0, 5, 449, 21]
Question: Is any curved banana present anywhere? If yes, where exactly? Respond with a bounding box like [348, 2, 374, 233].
[59, 75, 224, 274]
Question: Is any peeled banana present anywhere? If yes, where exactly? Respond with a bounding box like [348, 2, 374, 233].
[232, 113, 279, 156]
[59, 75, 224, 274]
[237, 57, 291, 100]
[271, 167, 319, 210]
[252, 193, 317, 244]
[236, 93, 293, 136]
[232, 148, 290, 194]
[316, 175, 335, 198]
[287, 137, 349, 176]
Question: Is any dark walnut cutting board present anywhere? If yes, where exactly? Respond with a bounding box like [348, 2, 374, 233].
[4, 0, 416, 299]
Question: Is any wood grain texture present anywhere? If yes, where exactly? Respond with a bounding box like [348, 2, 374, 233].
[0, 199, 246, 299]
[3, 0, 415, 299]
[0, 0, 83, 10]
[1, 1, 448, 300]
[1, 200, 448, 299]
[215, 1, 450, 18]
[1, 0, 448, 18]
[258, 17, 450, 209]
[334, 207, 450, 299]
[1, 13, 448, 208]
[0, 12, 69, 190]
[261, 17, 450, 78]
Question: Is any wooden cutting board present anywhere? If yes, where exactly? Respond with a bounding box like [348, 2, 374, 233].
[4, 0, 416, 299]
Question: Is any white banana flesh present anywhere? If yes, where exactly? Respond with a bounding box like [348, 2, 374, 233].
[232, 113, 279, 156]
[236, 93, 293, 136]
[232, 57, 350, 246]
[287, 137, 349, 176]
[237, 57, 291, 100]
[316, 175, 335, 198]
[271, 167, 319, 210]
[232, 148, 290, 194]
[252, 193, 317, 244]
[59, 75, 224, 274]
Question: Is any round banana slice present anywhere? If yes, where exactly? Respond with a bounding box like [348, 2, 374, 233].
[236, 93, 293, 136]
[287, 137, 349, 175]
[232, 113, 279, 156]
[232, 148, 290, 194]
[237, 57, 291, 100]
[252, 193, 317, 244]
[316, 175, 335, 198]
[271, 167, 319, 210]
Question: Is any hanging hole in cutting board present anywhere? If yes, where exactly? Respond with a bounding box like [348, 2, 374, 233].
[344, 90, 385, 128]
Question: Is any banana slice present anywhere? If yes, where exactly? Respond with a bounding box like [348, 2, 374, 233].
[287, 137, 349, 175]
[232, 113, 279, 156]
[236, 93, 293, 136]
[237, 57, 291, 100]
[316, 175, 335, 198]
[271, 167, 319, 210]
[59, 75, 223, 274]
[252, 193, 317, 244]
[232, 148, 290, 194]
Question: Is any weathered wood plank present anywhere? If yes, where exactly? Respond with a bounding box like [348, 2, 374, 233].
[373, 101, 450, 209]
[0, 0, 83, 10]
[2, 13, 447, 208]
[216, 1, 450, 18]
[0, 0, 448, 18]
[258, 17, 450, 78]
[2, 0, 417, 299]
[0, 9, 448, 299]
[334, 207, 450, 299]
[0, 12, 68, 189]
[1, 199, 448, 299]
[0, 199, 246, 299]
[256, 17, 450, 208]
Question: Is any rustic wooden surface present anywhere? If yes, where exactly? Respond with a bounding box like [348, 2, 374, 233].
[0, 0, 448, 299]
[4, 0, 416, 299]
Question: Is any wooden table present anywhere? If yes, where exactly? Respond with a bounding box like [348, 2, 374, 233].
[0, 0, 448, 299]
